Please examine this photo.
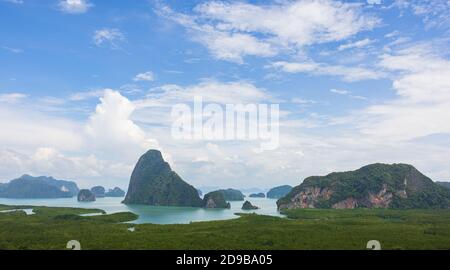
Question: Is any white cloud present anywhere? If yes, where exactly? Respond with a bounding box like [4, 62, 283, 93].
[0, 90, 159, 188]
[93, 28, 125, 49]
[195, 31, 277, 64]
[270, 61, 383, 82]
[330, 88, 367, 100]
[58, 0, 92, 14]
[0, 105, 83, 151]
[367, 0, 381, 5]
[137, 80, 273, 108]
[391, 0, 450, 28]
[0, 93, 27, 103]
[133, 71, 155, 82]
[85, 89, 159, 160]
[159, 0, 379, 63]
[359, 44, 450, 141]
[2, 0, 23, 4]
[338, 38, 374, 51]
[0, 148, 133, 188]
[330, 89, 349, 95]
[69, 89, 106, 101]
[1, 46, 22, 53]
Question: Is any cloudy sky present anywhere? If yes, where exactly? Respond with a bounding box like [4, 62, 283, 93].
[1, 0, 450, 190]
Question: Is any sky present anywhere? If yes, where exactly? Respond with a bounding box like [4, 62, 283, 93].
[1, 0, 450, 190]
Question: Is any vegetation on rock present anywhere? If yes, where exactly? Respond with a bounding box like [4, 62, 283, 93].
[278, 164, 450, 210]
[249, 193, 265, 198]
[91, 186, 106, 198]
[216, 189, 245, 201]
[242, 200, 259, 210]
[105, 187, 125, 197]
[122, 150, 203, 207]
[77, 189, 96, 202]
[203, 191, 230, 208]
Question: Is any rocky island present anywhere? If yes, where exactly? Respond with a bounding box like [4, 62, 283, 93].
[242, 200, 259, 210]
[203, 191, 230, 208]
[277, 163, 450, 210]
[91, 186, 106, 198]
[122, 150, 203, 207]
[216, 189, 245, 201]
[77, 189, 96, 202]
[105, 187, 126, 197]
[249, 192, 265, 198]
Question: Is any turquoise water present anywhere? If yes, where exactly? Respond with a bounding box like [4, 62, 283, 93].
[0, 196, 283, 224]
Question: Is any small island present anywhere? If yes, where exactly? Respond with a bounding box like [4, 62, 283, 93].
[203, 191, 231, 209]
[91, 186, 106, 198]
[242, 200, 259, 210]
[216, 189, 245, 201]
[249, 192, 265, 198]
[77, 189, 96, 202]
[105, 187, 125, 197]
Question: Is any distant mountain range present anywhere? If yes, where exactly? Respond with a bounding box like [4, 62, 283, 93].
[0, 175, 127, 199]
[278, 164, 450, 210]
[266, 185, 292, 199]
[0, 174, 79, 199]
[436, 182, 450, 189]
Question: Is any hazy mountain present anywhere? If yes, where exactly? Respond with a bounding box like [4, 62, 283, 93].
[267, 185, 293, 199]
[0, 175, 79, 199]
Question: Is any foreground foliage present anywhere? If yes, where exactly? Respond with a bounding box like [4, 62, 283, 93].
[1, 204, 450, 250]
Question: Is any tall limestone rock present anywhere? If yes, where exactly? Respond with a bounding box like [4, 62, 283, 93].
[122, 150, 203, 207]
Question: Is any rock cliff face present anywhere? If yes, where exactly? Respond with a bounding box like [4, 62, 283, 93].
[203, 191, 230, 208]
[122, 150, 203, 207]
[277, 164, 450, 210]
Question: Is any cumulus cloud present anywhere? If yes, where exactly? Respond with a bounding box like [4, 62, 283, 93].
[58, 0, 92, 14]
[0, 90, 159, 187]
[85, 89, 159, 160]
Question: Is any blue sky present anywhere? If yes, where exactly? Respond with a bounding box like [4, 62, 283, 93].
[1, 0, 450, 190]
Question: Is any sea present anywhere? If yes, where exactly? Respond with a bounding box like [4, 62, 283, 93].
[0, 196, 283, 224]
